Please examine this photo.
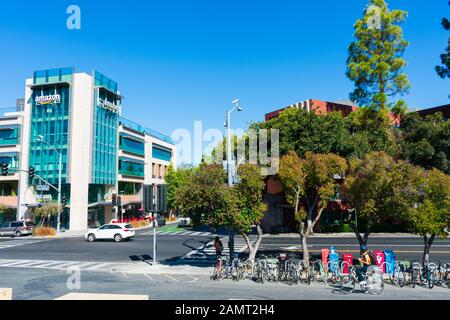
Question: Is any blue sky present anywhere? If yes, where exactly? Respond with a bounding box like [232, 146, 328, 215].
[0, 0, 448, 162]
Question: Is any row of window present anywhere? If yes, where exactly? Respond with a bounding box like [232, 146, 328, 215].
[152, 163, 168, 179]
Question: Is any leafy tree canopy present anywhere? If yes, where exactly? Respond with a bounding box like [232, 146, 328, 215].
[436, 1, 450, 79]
[346, 0, 410, 116]
[400, 112, 450, 174]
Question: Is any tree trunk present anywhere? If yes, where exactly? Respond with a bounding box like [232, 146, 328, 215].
[301, 233, 309, 265]
[242, 224, 264, 261]
[349, 218, 371, 252]
[422, 234, 435, 264]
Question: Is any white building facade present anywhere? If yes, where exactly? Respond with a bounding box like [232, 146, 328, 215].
[0, 68, 175, 231]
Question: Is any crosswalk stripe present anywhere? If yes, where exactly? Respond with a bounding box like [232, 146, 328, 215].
[0, 260, 35, 267]
[0, 239, 48, 250]
[0, 259, 125, 271]
[0, 260, 17, 266]
[84, 263, 113, 270]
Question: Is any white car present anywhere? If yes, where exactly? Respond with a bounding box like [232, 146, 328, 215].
[178, 217, 192, 227]
[85, 223, 135, 242]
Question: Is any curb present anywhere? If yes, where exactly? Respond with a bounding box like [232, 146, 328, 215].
[262, 233, 424, 239]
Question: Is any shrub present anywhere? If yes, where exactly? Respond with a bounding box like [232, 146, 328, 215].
[342, 224, 353, 233]
[130, 220, 150, 229]
[33, 227, 57, 237]
[167, 216, 177, 222]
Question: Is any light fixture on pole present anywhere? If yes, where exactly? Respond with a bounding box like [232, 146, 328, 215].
[225, 98, 243, 261]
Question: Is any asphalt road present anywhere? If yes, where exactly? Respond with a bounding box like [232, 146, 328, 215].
[0, 229, 213, 264]
[1, 232, 449, 300]
[0, 233, 449, 264]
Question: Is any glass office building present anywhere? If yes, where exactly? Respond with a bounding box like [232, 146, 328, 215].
[14, 68, 176, 231]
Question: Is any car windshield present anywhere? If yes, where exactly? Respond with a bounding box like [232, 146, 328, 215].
[125, 224, 133, 229]
[26, 222, 35, 227]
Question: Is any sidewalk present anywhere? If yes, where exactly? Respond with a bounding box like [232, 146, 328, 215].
[111, 262, 212, 276]
[263, 232, 423, 238]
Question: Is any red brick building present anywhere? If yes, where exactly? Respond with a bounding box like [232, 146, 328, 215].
[414, 103, 450, 120]
[264, 98, 401, 126]
[261, 98, 401, 233]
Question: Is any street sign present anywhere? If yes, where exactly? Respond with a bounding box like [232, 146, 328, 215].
[36, 184, 50, 191]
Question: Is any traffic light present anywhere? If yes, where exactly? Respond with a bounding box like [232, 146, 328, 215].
[62, 195, 67, 207]
[2, 163, 8, 176]
[112, 193, 117, 206]
[117, 196, 122, 208]
[29, 167, 35, 179]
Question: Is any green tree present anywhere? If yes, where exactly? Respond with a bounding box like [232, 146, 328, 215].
[176, 163, 267, 260]
[253, 108, 353, 157]
[436, 1, 450, 79]
[175, 164, 228, 228]
[165, 165, 194, 216]
[278, 151, 347, 264]
[207, 164, 267, 261]
[400, 112, 450, 174]
[34, 201, 61, 228]
[408, 168, 450, 263]
[346, 0, 410, 118]
[345, 152, 421, 248]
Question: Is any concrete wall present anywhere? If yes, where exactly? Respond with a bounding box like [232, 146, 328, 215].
[68, 73, 94, 231]
[17, 79, 33, 219]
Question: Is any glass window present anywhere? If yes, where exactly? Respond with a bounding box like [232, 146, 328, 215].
[152, 145, 172, 162]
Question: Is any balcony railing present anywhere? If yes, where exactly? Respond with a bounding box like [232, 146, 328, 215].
[0, 137, 19, 146]
[119, 117, 174, 145]
[120, 143, 145, 157]
[119, 169, 145, 178]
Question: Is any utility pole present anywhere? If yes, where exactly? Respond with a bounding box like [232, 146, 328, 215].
[153, 184, 157, 266]
[225, 99, 243, 262]
[56, 151, 62, 233]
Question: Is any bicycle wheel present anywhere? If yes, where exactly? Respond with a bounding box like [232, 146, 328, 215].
[444, 271, 450, 288]
[339, 274, 355, 294]
[427, 270, 436, 289]
[367, 271, 384, 295]
[392, 267, 405, 287]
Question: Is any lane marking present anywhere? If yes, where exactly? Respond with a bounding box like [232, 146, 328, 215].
[163, 274, 180, 282]
[144, 273, 154, 281]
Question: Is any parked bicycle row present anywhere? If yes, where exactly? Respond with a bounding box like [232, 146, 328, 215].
[211, 246, 450, 295]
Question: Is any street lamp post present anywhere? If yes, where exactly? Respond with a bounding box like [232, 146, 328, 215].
[152, 183, 157, 266]
[225, 99, 243, 261]
[35, 136, 63, 233]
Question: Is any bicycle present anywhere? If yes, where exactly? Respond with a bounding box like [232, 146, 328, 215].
[310, 260, 328, 285]
[433, 261, 450, 288]
[211, 256, 228, 280]
[339, 265, 384, 295]
[389, 261, 407, 287]
[326, 260, 342, 285]
[297, 260, 311, 285]
[414, 260, 436, 289]
[285, 258, 300, 284]
[254, 256, 270, 283]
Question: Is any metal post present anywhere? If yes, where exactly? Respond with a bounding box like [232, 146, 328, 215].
[120, 197, 123, 222]
[56, 151, 62, 233]
[153, 184, 157, 266]
[226, 110, 235, 260]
